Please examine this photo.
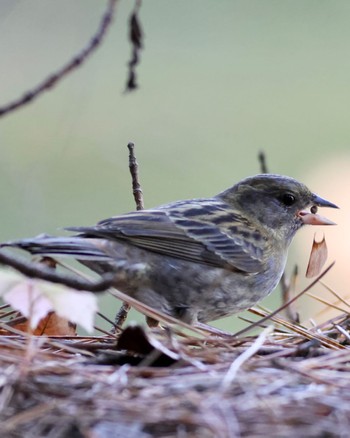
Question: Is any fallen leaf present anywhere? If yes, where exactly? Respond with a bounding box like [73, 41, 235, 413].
[14, 312, 77, 336]
[0, 270, 97, 332]
[306, 234, 328, 278]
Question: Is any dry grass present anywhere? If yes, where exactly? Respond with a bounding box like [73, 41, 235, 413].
[1, 300, 350, 438]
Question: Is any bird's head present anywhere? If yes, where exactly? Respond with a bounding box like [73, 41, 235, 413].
[219, 174, 338, 243]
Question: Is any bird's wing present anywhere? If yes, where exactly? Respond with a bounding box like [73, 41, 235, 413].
[68, 200, 268, 273]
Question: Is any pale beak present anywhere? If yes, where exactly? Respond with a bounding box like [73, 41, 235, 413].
[298, 193, 338, 226]
[298, 211, 336, 225]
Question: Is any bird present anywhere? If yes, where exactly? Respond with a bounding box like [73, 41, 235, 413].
[2, 174, 338, 325]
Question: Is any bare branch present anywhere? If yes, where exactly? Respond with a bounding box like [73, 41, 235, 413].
[127, 142, 144, 210]
[125, 0, 144, 91]
[111, 303, 131, 334]
[0, 0, 118, 118]
[113, 141, 145, 328]
[258, 151, 268, 174]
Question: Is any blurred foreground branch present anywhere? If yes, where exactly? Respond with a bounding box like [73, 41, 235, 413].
[0, 0, 118, 118]
[0, 250, 114, 292]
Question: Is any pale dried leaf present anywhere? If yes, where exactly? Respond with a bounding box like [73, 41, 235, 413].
[43, 284, 97, 333]
[306, 234, 328, 278]
[0, 270, 97, 332]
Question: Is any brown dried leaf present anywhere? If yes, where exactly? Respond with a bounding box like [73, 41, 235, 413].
[0, 270, 97, 332]
[13, 312, 77, 336]
[306, 234, 328, 278]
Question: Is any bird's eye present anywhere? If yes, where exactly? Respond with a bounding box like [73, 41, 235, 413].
[280, 193, 296, 206]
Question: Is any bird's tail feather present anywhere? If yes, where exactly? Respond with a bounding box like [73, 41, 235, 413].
[1, 235, 111, 261]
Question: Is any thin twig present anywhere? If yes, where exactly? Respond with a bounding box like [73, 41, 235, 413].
[306, 292, 348, 314]
[112, 303, 132, 333]
[0, 250, 114, 292]
[97, 311, 120, 328]
[249, 307, 345, 350]
[258, 151, 268, 174]
[281, 265, 300, 323]
[113, 142, 145, 329]
[0, 0, 118, 118]
[127, 142, 144, 210]
[308, 312, 349, 333]
[320, 281, 350, 309]
[334, 324, 350, 342]
[125, 0, 144, 91]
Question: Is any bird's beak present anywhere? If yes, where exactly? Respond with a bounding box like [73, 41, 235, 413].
[312, 194, 339, 209]
[298, 194, 338, 226]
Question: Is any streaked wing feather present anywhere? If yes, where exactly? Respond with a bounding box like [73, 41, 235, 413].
[68, 200, 267, 272]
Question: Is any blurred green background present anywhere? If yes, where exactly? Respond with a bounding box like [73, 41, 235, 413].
[0, 0, 348, 331]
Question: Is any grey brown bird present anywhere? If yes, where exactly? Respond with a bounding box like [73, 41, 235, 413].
[4, 174, 338, 324]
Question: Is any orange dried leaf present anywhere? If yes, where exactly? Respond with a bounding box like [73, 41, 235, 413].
[13, 312, 77, 336]
[306, 234, 328, 278]
[0, 270, 97, 332]
[34, 312, 76, 336]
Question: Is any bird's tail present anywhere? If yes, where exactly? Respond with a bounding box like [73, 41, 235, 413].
[1, 234, 112, 261]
